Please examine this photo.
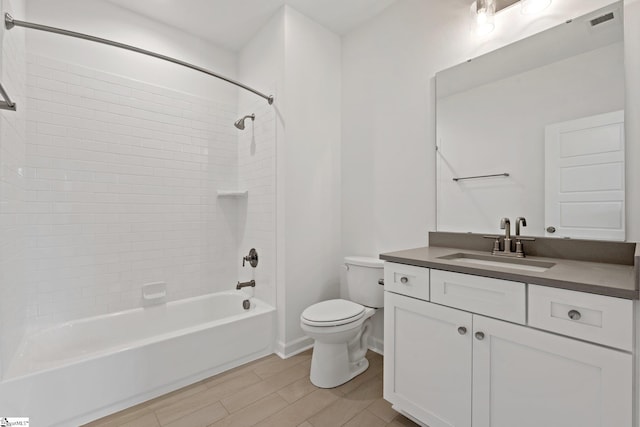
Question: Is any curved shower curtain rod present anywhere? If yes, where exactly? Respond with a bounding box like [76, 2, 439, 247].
[4, 13, 274, 105]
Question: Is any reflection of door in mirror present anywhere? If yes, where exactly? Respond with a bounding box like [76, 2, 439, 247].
[545, 111, 625, 241]
[435, 2, 625, 238]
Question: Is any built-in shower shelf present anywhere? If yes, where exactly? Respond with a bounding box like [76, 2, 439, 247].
[217, 190, 248, 198]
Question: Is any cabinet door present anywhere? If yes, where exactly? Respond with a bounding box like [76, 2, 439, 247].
[472, 315, 632, 427]
[384, 291, 472, 427]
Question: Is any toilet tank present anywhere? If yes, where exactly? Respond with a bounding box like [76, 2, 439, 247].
[344, 256, 384, 308]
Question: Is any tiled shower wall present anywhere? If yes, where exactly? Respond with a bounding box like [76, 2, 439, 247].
[0, 0, 27, 376]
[24, 54, 254, 325]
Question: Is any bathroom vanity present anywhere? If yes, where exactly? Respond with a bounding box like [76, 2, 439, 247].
[380, 232, 639, 427]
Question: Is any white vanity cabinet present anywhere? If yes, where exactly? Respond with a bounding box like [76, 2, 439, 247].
[383, 262, 633, 427]
[472, 315, 632, 427]
[384, 291, 472, 427]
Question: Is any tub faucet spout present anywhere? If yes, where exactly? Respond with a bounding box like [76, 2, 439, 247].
[236, 280, 256, 290]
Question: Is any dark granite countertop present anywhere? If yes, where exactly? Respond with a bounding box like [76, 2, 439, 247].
[380, 234, 639, 300]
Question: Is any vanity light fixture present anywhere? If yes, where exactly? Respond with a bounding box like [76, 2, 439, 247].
[470, 0, 552, 36]
[470, 0, 496, 36]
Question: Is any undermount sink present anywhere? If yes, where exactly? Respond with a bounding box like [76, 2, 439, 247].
[438, 253, 555, 273]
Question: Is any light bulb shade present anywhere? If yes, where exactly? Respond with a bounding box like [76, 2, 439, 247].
[470, 0, 496, 36]
[521, 0, 551, 14]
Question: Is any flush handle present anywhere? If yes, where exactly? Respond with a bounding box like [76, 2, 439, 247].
[400, 276, 409, 284]
[568, 310, 582, 321]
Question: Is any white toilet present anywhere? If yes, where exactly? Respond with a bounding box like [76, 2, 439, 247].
[300, 256, 384, 388]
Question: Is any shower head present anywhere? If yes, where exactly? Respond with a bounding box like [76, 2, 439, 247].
[234, 113, 255, 130]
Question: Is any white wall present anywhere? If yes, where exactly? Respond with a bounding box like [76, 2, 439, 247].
[236, 10, 284, 311]
[25, 0, 237, 102]
[238, 9, 286, 349]
[341, 0, 628, 348]
[0, 0, 27, 379]
[281, 6, 342, 354]
[239, 6, 341, 356]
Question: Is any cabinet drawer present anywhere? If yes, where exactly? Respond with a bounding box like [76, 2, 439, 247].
[431, 270, 526, 324]
[528, 285, 633, 351]
[384, 262, 430, 300]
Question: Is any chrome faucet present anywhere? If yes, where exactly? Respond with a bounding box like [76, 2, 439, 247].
[515, 217, 527, 236]
[500, 217, 512, 254]
[485, 217, 534, 258]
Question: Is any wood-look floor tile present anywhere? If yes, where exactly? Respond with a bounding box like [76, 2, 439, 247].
[82, 403, 154, 427]
[385, 414, 420, 427]
[147, 384, 209, 410]
[221, 361, 310, 413]
[119, 412, 160, 427]
[253, 389, 339, 427]
[209, 393, 289, 427]
[202, 355, 280, 389]
[306, 375, 382, 427]
[163, 401, 228, 427]
[156, 372, 262, 425]
[252, 352, 312, 380]
[276, 376, 318, 404]
[342, 410, 387, 427]
[366, 398, 399, 423]
[85, 350, 394, 427]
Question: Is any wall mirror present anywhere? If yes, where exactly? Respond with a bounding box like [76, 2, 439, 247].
[436, 1, 625, 240]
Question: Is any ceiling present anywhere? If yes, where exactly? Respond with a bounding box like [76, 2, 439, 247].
[105, 0, 398, 51]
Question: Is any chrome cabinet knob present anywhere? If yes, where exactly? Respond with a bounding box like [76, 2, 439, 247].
[400, 276, 408, 284]
[475, 331, 485, 340]
[546, 226, 556, 233]
[457, 326, 467, 335]
[568, 310, 582, 320]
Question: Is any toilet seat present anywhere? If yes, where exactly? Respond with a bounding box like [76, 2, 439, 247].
[301, 299, 365, 327]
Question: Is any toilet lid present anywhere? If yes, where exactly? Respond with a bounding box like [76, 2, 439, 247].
[301, 299, 365, 327]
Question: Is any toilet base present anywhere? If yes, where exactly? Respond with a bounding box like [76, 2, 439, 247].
[309, 342, 370, 389]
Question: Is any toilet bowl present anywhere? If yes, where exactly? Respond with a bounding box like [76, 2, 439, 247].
[300, 256, 384, 388]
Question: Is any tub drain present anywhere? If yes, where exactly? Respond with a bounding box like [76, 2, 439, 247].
[242, 299, 251, 310]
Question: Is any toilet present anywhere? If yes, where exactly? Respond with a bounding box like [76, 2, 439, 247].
[300, 256, 384, 388]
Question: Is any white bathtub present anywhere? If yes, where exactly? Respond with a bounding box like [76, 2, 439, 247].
[0, 291, 275, 426]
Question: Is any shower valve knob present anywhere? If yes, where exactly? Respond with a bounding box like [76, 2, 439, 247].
[242, 248, 259, 268]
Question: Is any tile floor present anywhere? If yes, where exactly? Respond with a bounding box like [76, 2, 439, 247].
[84, 350, 419, 427]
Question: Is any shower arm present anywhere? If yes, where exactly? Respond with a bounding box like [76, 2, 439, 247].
[4, 13, 274, 105]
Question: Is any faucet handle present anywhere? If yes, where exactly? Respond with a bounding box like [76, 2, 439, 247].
[242, 248, 259, 268]
[483, 235, 501, 254]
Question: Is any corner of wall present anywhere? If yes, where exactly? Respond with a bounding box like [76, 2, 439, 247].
[0, 0, 27, 380]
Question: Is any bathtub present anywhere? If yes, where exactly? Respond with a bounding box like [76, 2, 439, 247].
[0, 291, 275, 426]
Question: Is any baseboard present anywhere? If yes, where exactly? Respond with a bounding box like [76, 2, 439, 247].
[368, 336, 384, 355]
[275, 336, 314, 359]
